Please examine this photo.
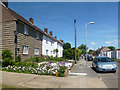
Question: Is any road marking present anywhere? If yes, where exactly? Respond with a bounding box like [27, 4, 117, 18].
[69, 73, 87, 76]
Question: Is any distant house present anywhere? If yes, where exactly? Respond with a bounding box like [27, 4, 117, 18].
[96, 46, 111, 56]
[0, 2, 64, 61]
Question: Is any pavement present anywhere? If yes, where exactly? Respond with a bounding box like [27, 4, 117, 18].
[1, 59, 107, 88]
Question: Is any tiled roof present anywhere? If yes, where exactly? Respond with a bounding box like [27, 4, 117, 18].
[2, 4, 64, 45]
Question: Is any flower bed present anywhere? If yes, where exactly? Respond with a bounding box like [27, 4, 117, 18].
[2, 61, 73, 77]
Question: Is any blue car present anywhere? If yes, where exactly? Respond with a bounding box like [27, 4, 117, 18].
[92, 56, 117, 73]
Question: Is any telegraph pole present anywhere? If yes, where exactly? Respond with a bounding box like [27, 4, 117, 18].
[74, 18, 77, 64]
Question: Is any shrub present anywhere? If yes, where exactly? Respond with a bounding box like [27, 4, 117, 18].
[27, 57, 41, 62]
[16, 55, 21, 62]
[57, 66, 66, 77]
[2, 58, 15, 67]
[2, 49, 14, 60]
[2, 49, 14, 67]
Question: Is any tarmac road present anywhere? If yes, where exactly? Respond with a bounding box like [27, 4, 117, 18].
[87, 60, 119, 88]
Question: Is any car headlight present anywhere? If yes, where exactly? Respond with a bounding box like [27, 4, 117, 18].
[98, 65, 102, 67]
[113, 64, 117, 68]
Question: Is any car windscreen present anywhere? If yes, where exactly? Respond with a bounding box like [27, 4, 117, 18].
[98, 57, 113, 62]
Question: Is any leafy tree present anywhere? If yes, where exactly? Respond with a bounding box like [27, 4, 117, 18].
[78, 44, 88, 55]
[63, 42, 71, 50]
[63, 48, 73, 59]
[72, 47, 82, 60]
[108, 46, 115, 51]
[53, 49, 59, 57]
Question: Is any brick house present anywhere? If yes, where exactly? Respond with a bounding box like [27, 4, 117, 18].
[0, 2, 64, 61]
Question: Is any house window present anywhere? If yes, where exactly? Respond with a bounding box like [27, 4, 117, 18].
[24, 25, 28, 35]
[46, 50, 48, 55]
[36, 32, 39, 40]
[23, 46, 28, 55]
[34, 48, 39, 55]
[51, 51, 52, 54]
[46, 38, 48, 44]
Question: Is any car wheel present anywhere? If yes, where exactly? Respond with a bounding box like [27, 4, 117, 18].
[113, 70, 116, 73]
[96, 67, 99, 73]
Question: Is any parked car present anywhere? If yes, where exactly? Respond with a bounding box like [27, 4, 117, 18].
[92, 56, 117, 73]
[85, 55, 93, 61]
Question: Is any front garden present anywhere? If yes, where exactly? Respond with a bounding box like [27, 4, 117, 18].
[2, 50, 74, 77]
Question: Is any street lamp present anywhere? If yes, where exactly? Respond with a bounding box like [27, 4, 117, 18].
[85, 22, 94, 66]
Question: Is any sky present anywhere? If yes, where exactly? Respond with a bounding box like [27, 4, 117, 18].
[8, 2, 118, 50]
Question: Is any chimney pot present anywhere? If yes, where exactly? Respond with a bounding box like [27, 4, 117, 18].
[2, 0, 8, 7]
[44, 28, 48, 33]
[55, 36, 57, 39]
[49, 31, 53, 36]
[29, 17, 34, 24]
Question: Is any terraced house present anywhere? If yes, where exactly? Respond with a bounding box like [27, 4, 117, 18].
[0, 2, 64, 61]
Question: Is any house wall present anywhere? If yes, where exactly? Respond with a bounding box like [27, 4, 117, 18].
[42, 35, 57, 57]
[16, 21, 43, 60]
[42, 35, 63, 57]
[2, 21, 16, 60]
[57, 42, 63, 57]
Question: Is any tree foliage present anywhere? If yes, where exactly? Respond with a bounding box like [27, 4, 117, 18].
[78, 44, 88, 55]
[63, 42, 71, 50]
[108, 46, 115, 51]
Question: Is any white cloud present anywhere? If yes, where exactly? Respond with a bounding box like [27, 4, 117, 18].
[105, 40, 118, 45]
[90, 42, 97, 45]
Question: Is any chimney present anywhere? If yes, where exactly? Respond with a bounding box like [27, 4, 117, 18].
[2, 0, 8, 7]
[44, 28, 48, 33]
[49, 31, 52, 36]
[60, 39, 62, 42]
[29, 17, 34, 24]
[55, 36, 57, 39]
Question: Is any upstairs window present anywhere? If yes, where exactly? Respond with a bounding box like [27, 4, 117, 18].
[36, 32, 39, 40]
[34, 48, 39, 55]
[46, 38, 49, 44]
[23, 46, 28, 55]
[24, 25, 28, 35]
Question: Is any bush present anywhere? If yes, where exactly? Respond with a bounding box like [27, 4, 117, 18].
[16, 55, 21, 62]
[2, 49, 14, 60]
[27, 57, 41, 62]
[2, 58, 15, 67]
[57, 66, 66, 77]
[2, 49, 14, 67]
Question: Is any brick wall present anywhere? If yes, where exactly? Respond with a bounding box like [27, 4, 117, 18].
[2, 20, 43, 61]
[2, 21, 16, 60]
[16, 21, 43, 60]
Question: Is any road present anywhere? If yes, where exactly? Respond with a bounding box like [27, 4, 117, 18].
[86, 60, 118, 88]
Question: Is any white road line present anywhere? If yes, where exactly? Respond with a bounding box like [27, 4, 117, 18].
[69, 73, 87, 76]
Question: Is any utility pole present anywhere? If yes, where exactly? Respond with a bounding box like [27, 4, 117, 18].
[74, 18, 77, 64]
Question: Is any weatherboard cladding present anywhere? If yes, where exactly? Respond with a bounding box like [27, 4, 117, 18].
[2, 5, 63, 45]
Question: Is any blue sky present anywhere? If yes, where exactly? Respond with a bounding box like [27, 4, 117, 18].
[9, 2, 118, 50]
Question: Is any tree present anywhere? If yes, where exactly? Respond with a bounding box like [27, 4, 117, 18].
[63, 48, 73, 59]
[53, 49, 59, 57]
[88, 49, 94, 54]
[78, 44, 88, 55]
[63, 42, 71, 50]
[72, 47, 82, 60]
[108, 46, 115, 51]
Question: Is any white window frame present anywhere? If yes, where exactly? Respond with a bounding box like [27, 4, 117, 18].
[24, 25, 28, 35]
[23, 46, 28, 55]
[36, 32, 40, 40]
[34, 48, 39, 55]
